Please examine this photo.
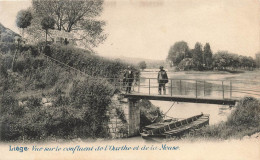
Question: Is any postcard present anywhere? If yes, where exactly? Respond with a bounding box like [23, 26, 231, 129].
[0, 0, 260, 159]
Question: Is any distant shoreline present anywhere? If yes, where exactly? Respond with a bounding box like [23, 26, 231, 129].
[141, 69, 253, 74]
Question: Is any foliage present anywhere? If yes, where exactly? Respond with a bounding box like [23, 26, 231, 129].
[167, 41, 190, 66]
[256, 52, 260, 68]
[167, 40, 257, 71]
[31, 0, 106, 47]
[16, 10, 33, 29]
[191, 42, 203, 70]
[138, 61, 147, 70]
[203, 43, 213, 69]
[0, 42, 141, 141]
[0, 23, 21, 42]
[188, 97, 260, 140]
[41, 16, 55, 43]
[178, 58, 194, 71]
[227, 97, 260, 127]
[0, 91, 111, 141]
[44, 44, 139, 79]
[0, 42, 16, 54]
[41, 17, 55, 31]
[212, 51, 255, 70]
[137, 100, 163, 129]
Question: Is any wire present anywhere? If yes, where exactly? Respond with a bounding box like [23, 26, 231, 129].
[163, 101, 176, 118]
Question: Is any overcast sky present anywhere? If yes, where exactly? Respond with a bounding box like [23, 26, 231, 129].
[0, 0, 259, 60]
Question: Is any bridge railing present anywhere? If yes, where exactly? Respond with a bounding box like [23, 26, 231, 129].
[39, 52, 260, 100]
[109, 77, 260, 100]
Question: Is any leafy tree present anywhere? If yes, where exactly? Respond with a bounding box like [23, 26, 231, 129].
[167, 41, 190, 66]
[31, 0, 106, 47]
[138, 61, 147, 71]
[256, 52, 260, 68]
[16, 10, 33, 37]
[178, 58, 194, 71]
[229, 54, 240, 69]
[191, 42, 203, 70]
[213, 51, 230, 70]
[203, 43, 213, 69]
[15, 10, 32, 72]
[212, 51, 256, 71]
[41, 17, 55, 44]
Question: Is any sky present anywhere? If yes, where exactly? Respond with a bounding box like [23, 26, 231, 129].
[0, 0, 259, 60]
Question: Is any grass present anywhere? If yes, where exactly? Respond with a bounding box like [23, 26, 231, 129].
[0, 43, 139, 142]
[184, 97, 260, 140]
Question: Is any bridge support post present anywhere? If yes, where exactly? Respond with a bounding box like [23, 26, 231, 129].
[128, 98, 140, 137]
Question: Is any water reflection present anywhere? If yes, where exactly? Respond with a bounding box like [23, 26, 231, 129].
[138, 71, 260, 99]
[139, 71, 260, 125]
[138, 71, 260, 125]
[137, 78, 232, 99]
[150, 100, 234, 125]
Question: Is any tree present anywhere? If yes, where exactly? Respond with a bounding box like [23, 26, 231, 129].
[213, 51, 230, 70]
[16, 10, 33, 37]
[138, 61, 147, 71]
[31, 0, 106, 47]
[178, 58, 194, 71]
[167, 41, 190, 67]
[191, 42, 203, 70]
[41, 17, 55, 44]
[14, 10, 32, 72]
[255, 52, 260, 68]
[203, 43, 213, 69]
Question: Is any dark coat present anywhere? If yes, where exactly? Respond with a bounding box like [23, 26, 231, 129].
[157, 69, 168, 83]
[124, 70, 134, 83]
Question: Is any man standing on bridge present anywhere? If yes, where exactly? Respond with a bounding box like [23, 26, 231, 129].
[124, 66, 134, 94]
[157, 66, 168, 95]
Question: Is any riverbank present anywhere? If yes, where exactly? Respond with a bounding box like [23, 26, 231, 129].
[181, 97, 260, 140]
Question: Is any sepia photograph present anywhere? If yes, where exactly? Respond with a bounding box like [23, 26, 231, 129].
[0, 0, 260, 159]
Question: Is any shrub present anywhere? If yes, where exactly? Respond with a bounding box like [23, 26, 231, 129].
[189, 97, 260, 140]
[227, 97, 260, 127]
[44, 44, 139, 79]
[138, 100, 163, 128]
[68, 78, 113, 137]
[0, 42, 16, 53]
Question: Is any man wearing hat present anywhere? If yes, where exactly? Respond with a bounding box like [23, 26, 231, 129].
[157, 66, 168, 95]
[124, 66, 134, 93]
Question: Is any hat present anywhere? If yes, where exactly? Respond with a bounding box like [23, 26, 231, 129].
[159, 66, 164, 69]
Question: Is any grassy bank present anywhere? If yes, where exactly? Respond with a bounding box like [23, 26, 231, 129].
[186, 97, 260, 140]
[0, 43, 140, 142]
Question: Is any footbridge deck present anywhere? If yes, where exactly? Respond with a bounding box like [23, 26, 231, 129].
[123, 93, 238, 105]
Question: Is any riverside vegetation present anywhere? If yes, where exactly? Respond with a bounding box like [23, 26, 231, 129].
[1, 43, 259, 141]
[185, 97, 260, 140]
[0, 41, 156, 142]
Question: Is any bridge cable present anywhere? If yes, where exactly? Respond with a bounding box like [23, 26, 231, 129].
[163, 101, 176, 118]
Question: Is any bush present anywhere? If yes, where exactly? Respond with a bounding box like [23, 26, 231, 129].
[44, 44, 139, 79]
[0, 42, 16, 53]
[189, 97, 260, 140]
[227, 97, 260, 127]
[138, 100, 163, 128]
[1, 54, 13, 70]
[0, 43, 140, 141]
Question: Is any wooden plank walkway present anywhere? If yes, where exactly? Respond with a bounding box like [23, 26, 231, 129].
[123, 93, 238, 105]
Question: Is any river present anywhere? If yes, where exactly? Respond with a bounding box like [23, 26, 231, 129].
[138, 70, 260, 125]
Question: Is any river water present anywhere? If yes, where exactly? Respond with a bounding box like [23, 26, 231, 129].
[138, 70, 260, 125]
